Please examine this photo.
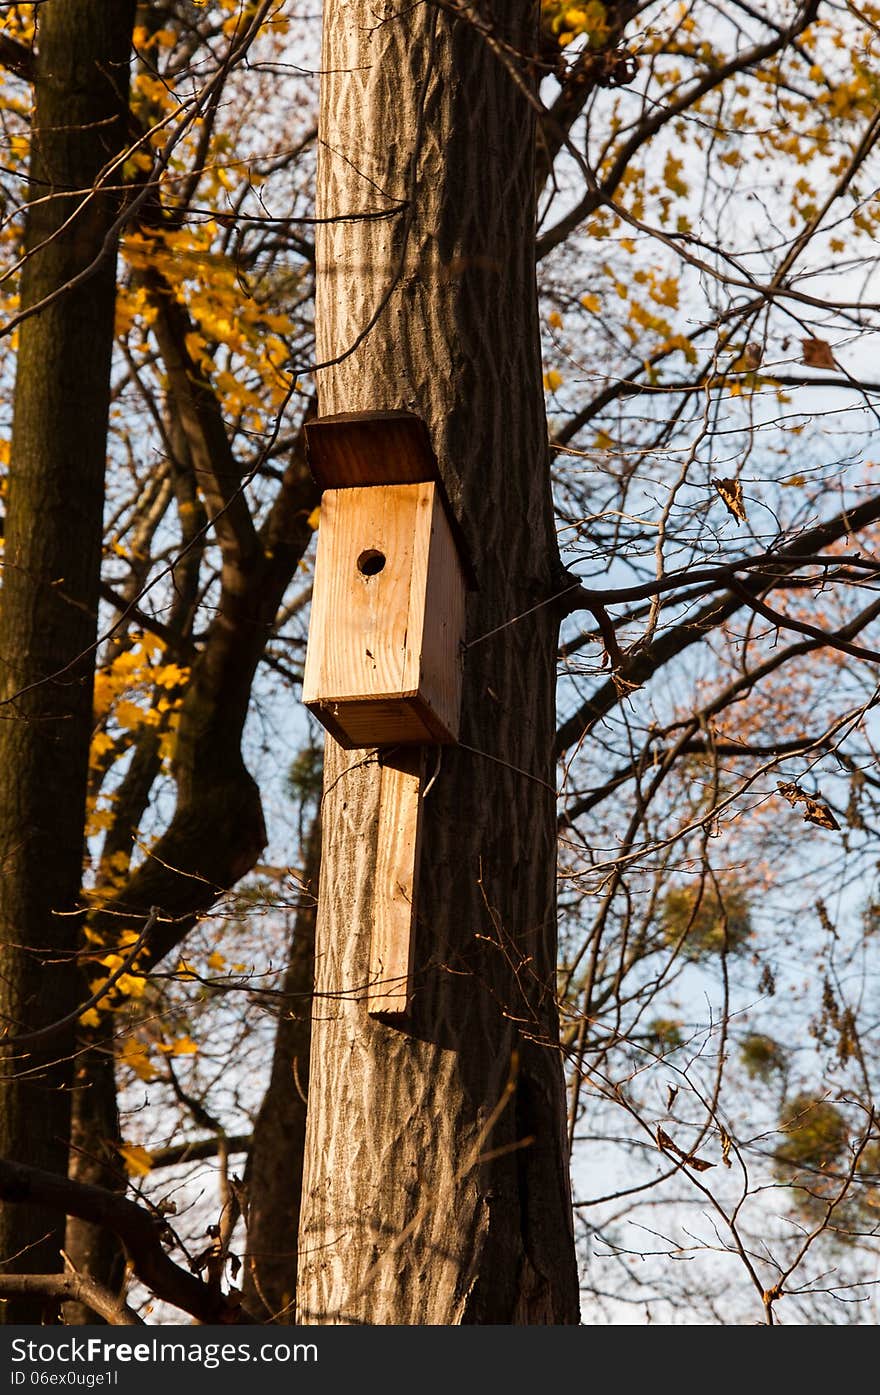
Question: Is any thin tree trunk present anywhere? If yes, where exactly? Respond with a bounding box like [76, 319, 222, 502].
[297, 0, 579, 1324]
[0, 0, 134, 1323]
[242, 813, 319, 1322]
[63, 408, 207, 1320]
[63, 1047, 126, 1325]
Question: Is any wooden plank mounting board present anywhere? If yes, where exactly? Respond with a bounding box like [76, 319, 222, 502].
[368, 747, 425, 1016]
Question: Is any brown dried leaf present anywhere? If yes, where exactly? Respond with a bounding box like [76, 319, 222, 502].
[656, 1125, 715, 1171]
[712, 477, 747, 523]
[777, 780, 803, 808]
[599, 48, 638, 87]
[656, 1126, 676, 1151]
[740, 341, 762, 370]
[803, 798, 840, 832]
[776, 781, 840, 831]
[721, 1128, 733, 1168]
[666, 1083, 679, 1111]
[801, 336, 837, 371]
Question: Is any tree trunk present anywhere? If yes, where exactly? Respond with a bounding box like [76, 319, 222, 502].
[63, 1046, 126, 1325]
[63, 408, 207, 1320]
[297, 0, 580, 1324]
[0, 0, 134, 1323]
[242, 813, 318, 1322]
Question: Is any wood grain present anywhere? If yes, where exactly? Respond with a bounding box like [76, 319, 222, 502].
[302, 481, 465, 746]
[418, 488, 467, 739]
[306, 411, 438, 490]
[368, 749, 426, 1015]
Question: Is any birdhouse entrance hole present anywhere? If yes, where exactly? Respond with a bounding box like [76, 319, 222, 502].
[357, 548, 386, 576]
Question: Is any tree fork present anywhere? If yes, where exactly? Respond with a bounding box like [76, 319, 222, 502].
[0, 0, 135, 1322]
[297, 0, 580, 1324]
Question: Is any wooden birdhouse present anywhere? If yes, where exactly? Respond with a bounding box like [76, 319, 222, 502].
[302, 412, 471, 750]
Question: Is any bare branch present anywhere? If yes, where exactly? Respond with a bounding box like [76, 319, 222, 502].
[555, 490, 880, 756]
[0, 32, 35, 82]
[0, 1272, 142, 1326]
[0, 1158, 256, 1324]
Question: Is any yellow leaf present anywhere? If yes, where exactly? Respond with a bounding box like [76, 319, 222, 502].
[548, 310, 563, 329]
[154, 663, 189, 690]
[133, 73, 173, 107]
[118, 1144, 153, 1177]
[119, 1037, 157, 1082]
[116, 973, 146, 999]
[184, 329, 209, 365]
[543, 370, 564, 392]
[207, 950, 226, 971]
[79, 1008, 101, 1028]
[170, 1035, 198, 1056]
[137, 631, 162, 659]
[90, 731, 115, 761]
[114, 699, 149, 732]
[581, 294, 601, 313]
[662, 152, 688, 197]
[307, 506, 321, 532]
[86, 808, 115, 836]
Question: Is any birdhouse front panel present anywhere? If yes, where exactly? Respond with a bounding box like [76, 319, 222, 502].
[302, 480, 466, 748]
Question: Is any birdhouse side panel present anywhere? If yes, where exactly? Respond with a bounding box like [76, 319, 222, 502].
[412, 492, 466, 742]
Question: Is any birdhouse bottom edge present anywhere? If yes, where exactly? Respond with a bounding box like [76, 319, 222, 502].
[305, 692, 458, 749]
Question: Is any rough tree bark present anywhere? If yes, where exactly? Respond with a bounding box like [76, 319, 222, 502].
[297, 0, 580, 1324]
[0, 0, 135, 1323]
[63, 1046, 126, 1326]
